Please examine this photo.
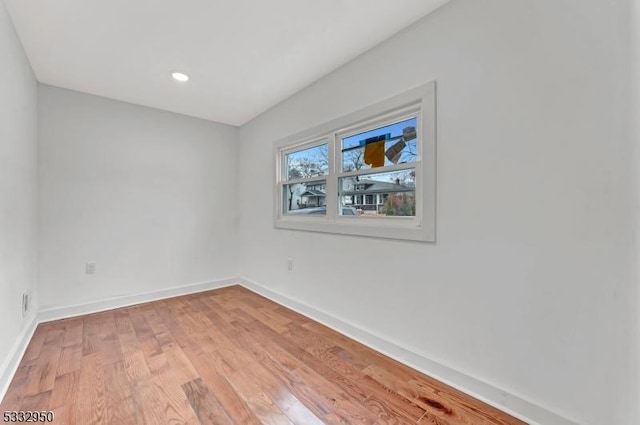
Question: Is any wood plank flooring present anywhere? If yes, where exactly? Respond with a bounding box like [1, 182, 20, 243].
[0, 285, 527, 425]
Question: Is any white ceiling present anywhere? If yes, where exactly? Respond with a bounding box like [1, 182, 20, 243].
[5, 0, 449, 126]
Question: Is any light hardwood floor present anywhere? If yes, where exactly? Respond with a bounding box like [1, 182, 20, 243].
[0, 285, 527, 425]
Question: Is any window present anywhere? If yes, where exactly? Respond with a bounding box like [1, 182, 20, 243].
[274, 81, 436, 242]
[282, 142, 328, 215]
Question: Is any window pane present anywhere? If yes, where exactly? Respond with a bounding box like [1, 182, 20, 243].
[339, 170, 415, 217]
[341, 117, 417, 171]
[283, 180, 327, 215]
[285, 144, 328, 180]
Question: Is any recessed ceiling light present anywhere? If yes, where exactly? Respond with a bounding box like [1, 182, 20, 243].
[171, 72, 189, 82]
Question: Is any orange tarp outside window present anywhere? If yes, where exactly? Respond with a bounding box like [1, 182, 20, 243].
[364, 140, 385, 167]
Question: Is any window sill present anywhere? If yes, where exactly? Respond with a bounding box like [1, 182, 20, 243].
[274, 217, 434, 242]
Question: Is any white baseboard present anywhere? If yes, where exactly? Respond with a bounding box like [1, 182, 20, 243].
[1, 277, 238, 403]
[238, 277, 581, 425]
[3, 276, 580, 425]
[38, 277, 238, 323]
[0, 314, 38, 403]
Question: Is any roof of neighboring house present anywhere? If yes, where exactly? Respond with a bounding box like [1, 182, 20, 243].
[351, 178, 414, 193]
[301, 190, 326, 197]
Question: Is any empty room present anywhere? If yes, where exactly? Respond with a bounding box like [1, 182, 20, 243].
[0, 0, 638, 424]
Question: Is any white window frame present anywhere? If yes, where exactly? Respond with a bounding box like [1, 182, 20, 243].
[273, 81, 436, 242]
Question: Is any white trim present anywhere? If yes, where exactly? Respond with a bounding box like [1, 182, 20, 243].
[0, 314, 38, 403]
[38, 277, 238, 323]
[238, 277, 581, 425]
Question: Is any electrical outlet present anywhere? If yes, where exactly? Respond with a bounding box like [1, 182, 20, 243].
[22, 292, 29, 317]
[287, 258, 293, 271]
[86, 262, 96, 274]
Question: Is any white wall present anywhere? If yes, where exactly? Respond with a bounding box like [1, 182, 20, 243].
[0, 0, 38, 379]
[631, 2, 640, 424]
[238, 1, 637, 424]
[38, 85, 239, 310]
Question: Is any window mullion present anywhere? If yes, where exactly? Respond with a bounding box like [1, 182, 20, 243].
[326, 132, 339, 222]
